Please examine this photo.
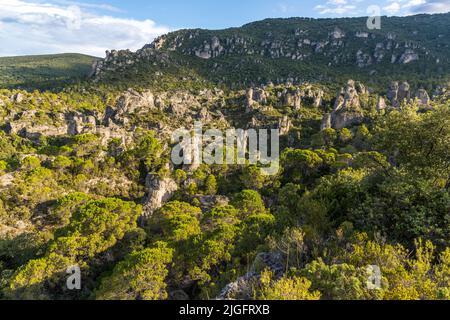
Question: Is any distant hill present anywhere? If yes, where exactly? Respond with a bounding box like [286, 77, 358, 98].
[0, 53, 99, 90]
[93, 13, 450, 91]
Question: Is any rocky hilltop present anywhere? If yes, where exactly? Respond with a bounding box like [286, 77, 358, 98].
[92, 13, 450, 88]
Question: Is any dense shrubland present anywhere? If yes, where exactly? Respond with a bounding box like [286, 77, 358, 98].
[0, 84, 449, 301]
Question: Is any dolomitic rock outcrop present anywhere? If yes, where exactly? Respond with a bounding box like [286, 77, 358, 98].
[416, 89, 431, 107]
[217, 252, 284, 300]
[330, 80, 364, 129]
[143, 174, 178, 218]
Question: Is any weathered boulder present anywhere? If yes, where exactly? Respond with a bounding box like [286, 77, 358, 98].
[194, 36, 224, 59]
[302, 86, 323, 108]
[292, 89, 302, 110]
[331, 111, 364, 130]
[245, 87, 268, 113]
[331, 80, 364, 129]
[67, 112, 97, 135]
[198, 195, 229, 212]
[399, 49, 419, 64]
[253, 88, 268, 105]
[167, 92, 200, 116]
[198, 107, 212, 122]
[387, 81, 411, 107]
[7, 111, 68, 140]
[333, 80, 361, 111]
[398, 81, 411, 103]
[252, 252, 284, 276]
[416, 89, 431, 107]
[278, 116, 292, 135]
[143, 174, 178, 217]
[217, 252, 284, 300]
[217, 274, 254, 300]
[116, 89, 155, 113]
[374, 43, 386, 63]
[0, 173, 14, 190]
[313, 90, 323, 108]
[245, 88, 255, 112]
[356, 82, 368, 95]
[330, 27, 345, 39]
[281, 88, 302, 110]
[356, 50, 373, 68]
[377, 96, 387, 113]
[387, 81, 399, 106]
[10, 93, 25, 103]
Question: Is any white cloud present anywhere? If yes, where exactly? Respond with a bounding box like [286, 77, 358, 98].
[316, 0, 450, 17]
[328, 0, 348, 4]
[383, 0, 450, 15]
[44, 0, 123, 13]
[409, 0, 450, 13]
[0, 0, 171, 57]
[402, 0, 427, 8]
[314, 0, 360, 15]
[383, 2, 402, 14]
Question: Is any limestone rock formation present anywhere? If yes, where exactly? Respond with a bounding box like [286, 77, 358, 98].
[333, 80, 361, 111]
[198, 195, 229, 212]
[306, 87, 324, 108]
[330, 80, 364, 129]
[0, 173, 14, 190]
[283, 88, 302, 110]
[167, 92, 201, 116]
[278, 116, 292, 135]
[217, 252, 284, 300]
[143, 174, 178, 217]
[377, 96, 387, 113]
[399, 49, 419, 64]
[116, 89, 155, 113]
[387, 81, 411, 107]
[398, 82, 411, 103]
[245, 87, 268, 113]
[321, 113, 332, 130]
[356, 50, 373, 68]
[7, 111, 68, 140]
[195, 36, 224, 59]
[387, 81, 399, 107]
[10, 93, 24, 103]
[245, 88, 256, 113]
[253, 88, 268, 105]
[330, 27, 345, 39]
[416, 89, 431, 107]
[67, 112, 97, 135]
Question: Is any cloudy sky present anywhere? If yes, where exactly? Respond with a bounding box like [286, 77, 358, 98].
[0, 0, 449, 57]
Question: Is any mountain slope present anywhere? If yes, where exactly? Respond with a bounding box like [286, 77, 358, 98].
[93, 13, 450, 91]
[0, 53, 99, 90]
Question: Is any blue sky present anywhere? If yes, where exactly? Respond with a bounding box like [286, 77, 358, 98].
[85, 0, 328, 29]
[0, 0, 449, 56]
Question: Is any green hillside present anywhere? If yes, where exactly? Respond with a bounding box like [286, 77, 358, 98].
[0, 53, 99, 90]
[94, 13, 450, 91]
